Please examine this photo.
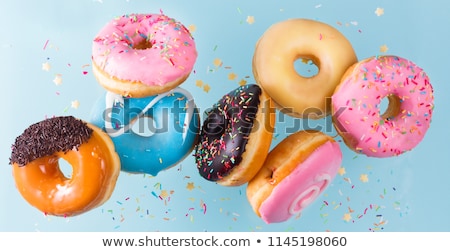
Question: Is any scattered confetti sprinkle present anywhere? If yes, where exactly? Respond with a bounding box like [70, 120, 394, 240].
[71, 100, 80, 109]
[53, 74, 63, 85]
[186, 182, 195, 191]
[343, 213, 352, 222]
[380, 44, 389, 53]
[188, 24, 197, 33]
[238, 79, 247, 86]
[42, 62, 51, 71]
[359, 174, 369, 183]
[213, 58, 223, 68]
[375, 7, 384, 17]
[338, 167, 346, 176]
[203, 84, 211, 93]
[228, 72, 237, 81]
[246, 16, 255, 24]
[195, 79, 204, 87]
[43, 39, 49, 50]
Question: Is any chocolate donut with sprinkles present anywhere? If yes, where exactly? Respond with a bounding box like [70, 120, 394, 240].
[9, 116, 120, 216]
[194, 84, 275, 186]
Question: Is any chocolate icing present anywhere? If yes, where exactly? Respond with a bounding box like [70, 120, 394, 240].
[9, 116, 93, 166]
[194, 84, 262, 181]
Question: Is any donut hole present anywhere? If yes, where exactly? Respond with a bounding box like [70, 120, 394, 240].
[293, 57, 319, 78]
[133, 40, 153, 50]
[130, 115, 157, 137]
[380, 94, 402, 120]
[58, 158, 73, 179]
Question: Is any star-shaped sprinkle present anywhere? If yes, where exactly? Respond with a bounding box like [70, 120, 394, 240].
[228, 72, 237, 81]
[53, 74, 63, 85]
[71, 100, 80, 109]
[188, 24, 197, 33]
[42, 62, 51, 71]
[338, 167, 346, 176]
[238, 79, 247, 86]
[380, 44, 389, 53]
[186, 182, 195, 191]
[203, 84, 211, 93]
[195, 79, 204, 87]
[159, 190, 168, 199]
[213, 58, 222, 68]
[360, 174, 369, 183]
[343, 213, 352, 222]
[375, 7, 384, 17]
[246, 16, 255, 24]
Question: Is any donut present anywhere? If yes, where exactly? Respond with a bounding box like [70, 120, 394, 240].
[92, 13, 197, 98]
[331, 55, 434, 157]
[90, 87, 200, 175]
[9, 116, 120, 217]
[246, 130, 342, 224]
[194, 84, 275, 186]
[252, 18, 357, 119]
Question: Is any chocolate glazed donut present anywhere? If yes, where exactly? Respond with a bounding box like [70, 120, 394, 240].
[194, 84, 275, 186]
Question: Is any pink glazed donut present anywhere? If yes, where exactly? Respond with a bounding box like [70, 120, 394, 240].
[332, 55, 434, 157]
[92, 13, 197, 97]
[247, 130, 342, 224]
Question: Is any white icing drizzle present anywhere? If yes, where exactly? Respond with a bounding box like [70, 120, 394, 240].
[104, 87, 195, 142]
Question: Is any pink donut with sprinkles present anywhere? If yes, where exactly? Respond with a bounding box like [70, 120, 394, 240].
[332, 55, 434, 157]
[92, 13, 197, 97]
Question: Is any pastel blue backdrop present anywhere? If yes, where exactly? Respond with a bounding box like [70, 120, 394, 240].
[1, 0, 449, 231]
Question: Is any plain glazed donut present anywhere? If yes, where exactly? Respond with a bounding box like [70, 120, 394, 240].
[332, 55, 434, 157]
[194, 84, 275, 186]
[9, 116, 120, 216]
[92, 13, 197, 97]
[252, 18, 357, 119]
[246, 130, 342, 224]
[90, 87, 200, 175]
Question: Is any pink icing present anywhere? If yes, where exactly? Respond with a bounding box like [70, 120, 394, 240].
[92, 13, 197, 86]
[258, 141, 342, 224]
[332, 56, 434, 157]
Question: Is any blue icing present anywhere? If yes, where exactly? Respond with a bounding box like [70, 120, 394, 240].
[90, 88, 200, 175]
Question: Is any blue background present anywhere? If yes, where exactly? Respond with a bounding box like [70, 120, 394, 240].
[1, 0, 449, 232]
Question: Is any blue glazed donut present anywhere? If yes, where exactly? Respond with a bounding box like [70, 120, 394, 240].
[90, 87, 200, 175]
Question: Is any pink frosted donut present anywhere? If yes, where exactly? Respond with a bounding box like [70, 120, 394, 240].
[247, 130, 342, 224]
[92, 13, 197, 97]
[332, 55, 434, 157]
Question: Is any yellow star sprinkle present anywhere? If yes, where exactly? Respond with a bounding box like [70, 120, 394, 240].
[159, 190, 168, 199]
[53, 74, 63, 85]
[203, 84, 211, 93]
[343, 213, 352, 222]
[238, 79, 247, 86]
[188, 24, 197, 33]
[359, 174, 369, 183]
[246, 16, 255, 24]
[71, 100, 80, 109]
[228, 72, 237, 81]
[375, 7, 384, 17]
[338, 167, 346, 176]
[213, 58, 223, 68]
[380, 44, 389, 53]
[195, 79, 204, 87]
[42, 62, 51, 71]
[186, 182, 195, 191]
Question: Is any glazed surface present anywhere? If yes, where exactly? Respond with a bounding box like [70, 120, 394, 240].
[90, 87, 199, 175]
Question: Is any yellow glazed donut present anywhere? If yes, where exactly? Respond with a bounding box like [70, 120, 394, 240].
[252, 18, 357, 119]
